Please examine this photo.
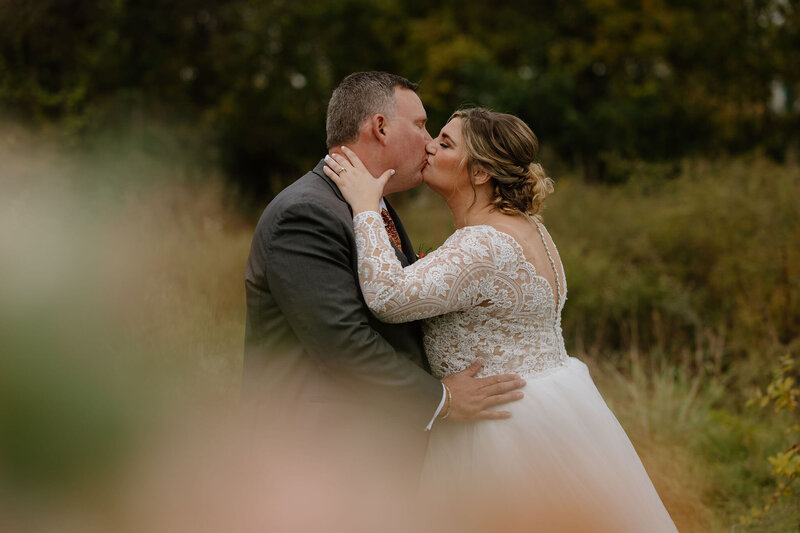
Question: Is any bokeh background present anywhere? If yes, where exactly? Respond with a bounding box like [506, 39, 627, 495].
[1, 1, 799, 531]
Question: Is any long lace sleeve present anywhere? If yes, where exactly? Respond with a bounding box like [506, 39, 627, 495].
[354, 211, 496, 323]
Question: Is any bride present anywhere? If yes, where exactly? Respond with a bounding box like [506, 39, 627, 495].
[324, 107, 678, 532]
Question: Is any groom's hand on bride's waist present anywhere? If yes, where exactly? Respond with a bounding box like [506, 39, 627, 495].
[440, 360, 526, 422]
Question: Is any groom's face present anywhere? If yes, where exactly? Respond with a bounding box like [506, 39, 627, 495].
[382, 88, 432, 194]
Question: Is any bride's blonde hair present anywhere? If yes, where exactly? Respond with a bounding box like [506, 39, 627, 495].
[450, 107, 554, 218]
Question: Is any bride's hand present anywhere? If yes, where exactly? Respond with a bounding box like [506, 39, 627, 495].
[323, 146, 394, 214]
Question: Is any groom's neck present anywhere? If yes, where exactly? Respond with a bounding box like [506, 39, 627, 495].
[329, 141, 388, 186]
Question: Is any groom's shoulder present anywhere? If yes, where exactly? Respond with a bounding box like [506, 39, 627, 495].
[271, 168, 333, 208]
[255, 164, 349, 233]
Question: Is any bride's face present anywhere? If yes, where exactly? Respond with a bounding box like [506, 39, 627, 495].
[423, 118, 471, 200]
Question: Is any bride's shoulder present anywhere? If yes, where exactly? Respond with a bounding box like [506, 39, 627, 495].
[446, 224, 498, 241]
[438, 224, 494, 249]
[441, 224, 517, 257]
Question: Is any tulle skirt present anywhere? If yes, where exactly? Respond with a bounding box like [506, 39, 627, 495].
[423, 357, 678, 532]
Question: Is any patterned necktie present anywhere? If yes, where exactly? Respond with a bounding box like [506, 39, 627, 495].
[380, 208, 403, 250]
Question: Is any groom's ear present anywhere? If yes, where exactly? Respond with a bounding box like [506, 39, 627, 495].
[371, 114, 389, 145]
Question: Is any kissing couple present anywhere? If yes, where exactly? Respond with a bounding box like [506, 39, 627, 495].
[244, 71, 677, 531]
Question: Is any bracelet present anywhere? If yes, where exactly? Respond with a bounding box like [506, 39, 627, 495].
[440, 383, 453, 420]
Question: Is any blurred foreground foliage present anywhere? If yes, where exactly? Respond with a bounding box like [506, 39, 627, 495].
[0, 126, 249, 514]
[1, 0, 799, 196]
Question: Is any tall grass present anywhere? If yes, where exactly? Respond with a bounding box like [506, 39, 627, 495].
[1, 121, 798, 531]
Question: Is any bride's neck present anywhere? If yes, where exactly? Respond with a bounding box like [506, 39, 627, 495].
[446, 190, 495, 229]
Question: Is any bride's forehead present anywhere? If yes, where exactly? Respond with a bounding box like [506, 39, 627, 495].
[440, 117, 463, 138]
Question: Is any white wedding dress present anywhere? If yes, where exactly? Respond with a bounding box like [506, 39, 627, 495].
[354, 211, 678, 532]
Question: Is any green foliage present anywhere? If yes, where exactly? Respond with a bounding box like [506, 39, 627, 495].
[741, 355, 800, 528]
[2, 0, 799, 193]
[537, 156, 800, 378]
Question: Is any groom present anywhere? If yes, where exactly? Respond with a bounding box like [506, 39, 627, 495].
[243, 72, 524, 464]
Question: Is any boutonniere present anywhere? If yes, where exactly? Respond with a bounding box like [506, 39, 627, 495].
[416, 245, 433, 260]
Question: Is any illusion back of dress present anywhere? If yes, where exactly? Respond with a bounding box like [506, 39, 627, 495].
[423, 224, 569, 379]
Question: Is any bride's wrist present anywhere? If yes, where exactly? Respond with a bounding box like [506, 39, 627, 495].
[439, 383, 453, 419]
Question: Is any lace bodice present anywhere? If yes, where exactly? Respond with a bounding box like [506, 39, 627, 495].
[354, 211, 569, 378]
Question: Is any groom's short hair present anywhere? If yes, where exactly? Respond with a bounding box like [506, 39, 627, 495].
[326, 71, 419, 149]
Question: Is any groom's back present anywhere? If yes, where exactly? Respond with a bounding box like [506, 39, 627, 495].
[243, 165, 351, 403]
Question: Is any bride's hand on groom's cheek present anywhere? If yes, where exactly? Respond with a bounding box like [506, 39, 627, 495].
[324, 147, 393, 214]
[441, 359, 526, 422]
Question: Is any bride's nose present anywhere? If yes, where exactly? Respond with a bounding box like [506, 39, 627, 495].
[425, 138, 436, 155]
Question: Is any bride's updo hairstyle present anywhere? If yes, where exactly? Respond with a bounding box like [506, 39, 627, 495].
[451, 107, 554, 218]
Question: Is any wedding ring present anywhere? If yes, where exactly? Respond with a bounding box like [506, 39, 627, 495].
[340, 166, 347, 173]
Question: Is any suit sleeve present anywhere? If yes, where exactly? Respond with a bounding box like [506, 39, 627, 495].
[262, 201, 442, 416]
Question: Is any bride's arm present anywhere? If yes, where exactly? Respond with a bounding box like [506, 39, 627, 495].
[354, 211, 493, 323]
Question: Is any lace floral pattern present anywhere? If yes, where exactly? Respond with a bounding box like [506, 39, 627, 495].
[354, 211, 569, 379]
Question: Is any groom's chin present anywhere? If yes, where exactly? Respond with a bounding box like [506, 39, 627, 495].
[409, 166, 428, 188]
[385, 172, 424, 194]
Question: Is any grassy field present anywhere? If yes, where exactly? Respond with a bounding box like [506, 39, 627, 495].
[1, 126, 798, 531]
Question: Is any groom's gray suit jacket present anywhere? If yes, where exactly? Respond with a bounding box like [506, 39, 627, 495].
[243, 159, 442, 428]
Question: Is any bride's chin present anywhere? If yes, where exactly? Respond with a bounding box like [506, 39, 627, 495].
[423, 178, 442, 195]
